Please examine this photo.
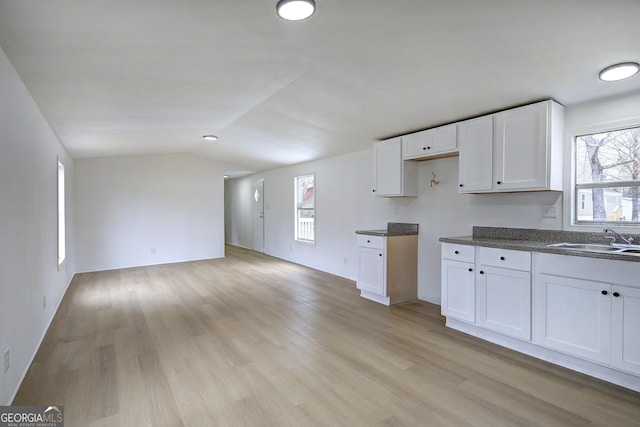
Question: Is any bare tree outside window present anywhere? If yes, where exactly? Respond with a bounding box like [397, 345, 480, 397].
[575, 126, 640, 224]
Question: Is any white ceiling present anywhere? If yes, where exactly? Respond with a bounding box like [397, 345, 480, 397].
[1, 0, 640, 177]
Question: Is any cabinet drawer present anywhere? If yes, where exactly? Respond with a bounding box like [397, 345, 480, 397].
[478, 247, 530, 271]
[357, 234, 384, 249]
[441, 243, 475, 263]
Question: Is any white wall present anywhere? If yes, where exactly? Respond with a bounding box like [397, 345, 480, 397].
[0, 47, 75, 404]
[75, 154, 225, 272]
[225, 148, 562, 303]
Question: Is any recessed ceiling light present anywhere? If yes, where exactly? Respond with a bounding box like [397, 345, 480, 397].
[276, 0, 315, 21]
[203, 135, 218, 141]
[599, 62, 640, 82]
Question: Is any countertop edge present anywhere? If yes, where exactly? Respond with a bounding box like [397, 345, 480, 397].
[439, 236, 640, 263]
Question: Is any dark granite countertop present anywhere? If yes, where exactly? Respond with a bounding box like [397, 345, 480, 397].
[356, 222, 419, 237]
[440, 226, 640, 263]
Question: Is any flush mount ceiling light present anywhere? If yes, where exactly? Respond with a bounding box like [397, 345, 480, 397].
[276, 0, 315, 21]
[599, 62, 640, 82]
[203, 135, 218, 141]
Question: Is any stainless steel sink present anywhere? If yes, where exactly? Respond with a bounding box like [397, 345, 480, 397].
[547, 242, 640, 256]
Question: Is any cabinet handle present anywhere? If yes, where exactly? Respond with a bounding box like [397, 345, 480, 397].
[468, 268, 473, 272]
[601, 290, 608, 296]
[613, 292, 620, 297]
[500, 256, 505, 261]
[479, 271, 485, 275]
[454, 250, 459, 254]
[496, 181, 502, 185]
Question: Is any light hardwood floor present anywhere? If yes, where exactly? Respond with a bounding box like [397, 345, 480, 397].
[15, 245, 640, 426]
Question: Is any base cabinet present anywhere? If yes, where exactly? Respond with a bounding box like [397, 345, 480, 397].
[357, 234, 417, 305]
[441, 245, 640, 391]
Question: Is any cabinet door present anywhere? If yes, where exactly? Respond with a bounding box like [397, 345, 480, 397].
[477, 266, 531, 340]
[458, 116, 493, 193]
[357, 247, 385, 296]
[374, 138, 403, 196]
[403, 124, 457, 159]
[373, 138, 417, 197]
[493, 101, 549, 191]
[441, 259, 475, 322]
[533, 274, 611, 364]
[611, 285, 640, 375]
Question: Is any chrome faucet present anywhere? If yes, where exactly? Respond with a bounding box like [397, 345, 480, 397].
[603, 228, 635, 245]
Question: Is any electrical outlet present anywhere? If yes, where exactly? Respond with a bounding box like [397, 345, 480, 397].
[4, 349, 9, 374]
[542, 205, 557, 218]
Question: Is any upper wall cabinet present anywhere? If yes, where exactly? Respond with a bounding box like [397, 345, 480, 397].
[402, 123, 458, 160]
[373, 138, 418, 197]
[458, 100, 564, 193]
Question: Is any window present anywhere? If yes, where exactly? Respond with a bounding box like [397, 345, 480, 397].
[574, 126, 640, 224]
[294, 174, 315, 243]
[58, 160, 66, 267]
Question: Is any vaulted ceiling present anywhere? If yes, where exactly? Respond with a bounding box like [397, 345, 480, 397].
[1, 0, 639, 177]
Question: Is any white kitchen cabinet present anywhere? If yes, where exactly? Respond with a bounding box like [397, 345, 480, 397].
[533, 274, 611, 363]
[476, 247, 531, 340]
[533, 252, 640, 374]
[610, 285, 640, 375]
[441, 243, 476, 322]
[458, 116, 493, 192]
[356, 234, 417, 305]
[458, 100, 564, 193]
[402, 123, 457, 160]
[373, 138, 418, 197]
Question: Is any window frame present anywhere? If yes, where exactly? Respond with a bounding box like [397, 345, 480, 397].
[564, 118, 640, 232]
[294, 173, 315, 245]
[57, 158, 66, 268]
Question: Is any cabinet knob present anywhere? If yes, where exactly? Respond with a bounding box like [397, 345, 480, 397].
[422, 147, 427, 150]
[601, 290, 608, 296]
[459, 184, 464, 188]
[379, 253, 382, 257]
[496, 181, 502, 185]
[468, 268, 473, 272]
[479, 271, 485, 275]
[427, 146, 431, 150]
[372, 189, 376, 192]
[367, 240, 370, 243]
[500, 256, 505, 261]
[454, 250, 459, 254]
[613, 292, 621, 297]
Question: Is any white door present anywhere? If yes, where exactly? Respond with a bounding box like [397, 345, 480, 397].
[476, 266, 531, 340]
[357, 247, 385, 296]
[534, 274, 611, 364]
[458, 116, 493, 193]
[373, 138, 402, 196]
[252, 180, 264, 253]
[441, 259, 476, 322]
[611, 285, 640, 375]
[493, 101, 548, 191]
